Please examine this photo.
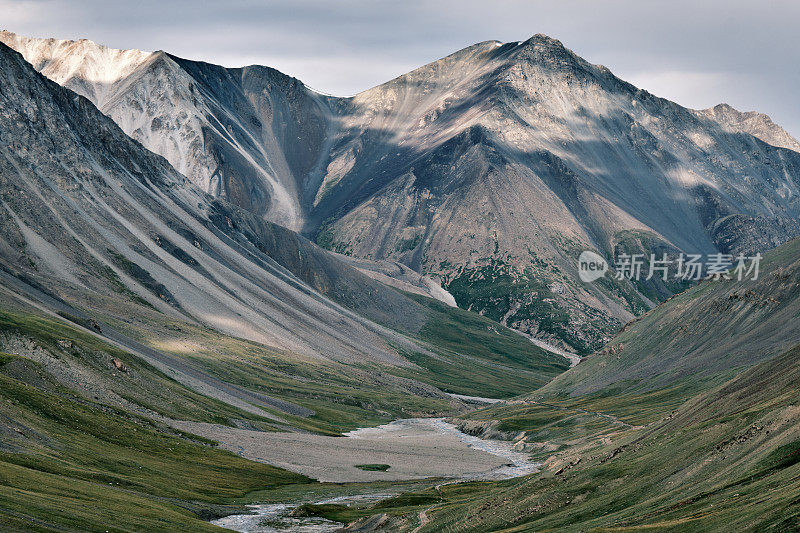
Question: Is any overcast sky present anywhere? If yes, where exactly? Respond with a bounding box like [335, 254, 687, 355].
[4, 0, 799, 137]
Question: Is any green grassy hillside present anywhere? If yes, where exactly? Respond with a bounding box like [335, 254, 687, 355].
[536, 237, 800, 425]
[297, 238, 800, 531]
[411, 341, 800, 531]
[302, 342, 800, 531]
[0, 353, 310, 532]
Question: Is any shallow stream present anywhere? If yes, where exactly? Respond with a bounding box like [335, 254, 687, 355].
[214, 417, 539, 532]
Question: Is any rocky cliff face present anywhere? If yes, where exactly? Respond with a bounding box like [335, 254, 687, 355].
[0, 40, 430, 366]
[311, 35, 800, 351]
[0, 30, 332, 231]
[5, 31, 800, 352]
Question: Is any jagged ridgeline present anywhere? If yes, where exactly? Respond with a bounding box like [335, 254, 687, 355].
[4, 31, 800, 353]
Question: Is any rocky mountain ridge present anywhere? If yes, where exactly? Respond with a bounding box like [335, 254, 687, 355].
[4, 30, 800, 352]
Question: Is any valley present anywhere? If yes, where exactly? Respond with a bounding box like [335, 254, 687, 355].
[0, 23, 799, 533]
[281, 237, 800, 531]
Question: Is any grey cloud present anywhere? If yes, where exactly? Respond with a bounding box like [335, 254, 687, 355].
[2, 0, 798, 136]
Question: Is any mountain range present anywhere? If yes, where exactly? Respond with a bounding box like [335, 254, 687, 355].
[5, 30, 800, 352]
[1, 28, 799, 532]
[0, 36, 569, 429]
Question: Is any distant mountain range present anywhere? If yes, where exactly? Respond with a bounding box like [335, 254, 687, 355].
[4, 31, 800, 353]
